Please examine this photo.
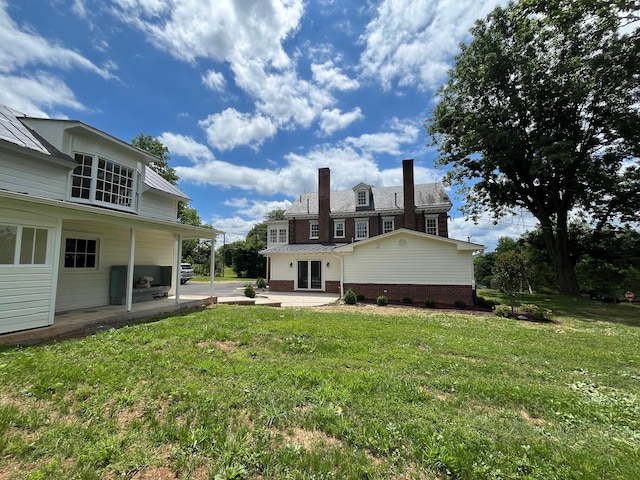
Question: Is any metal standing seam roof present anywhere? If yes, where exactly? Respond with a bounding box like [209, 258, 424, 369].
[0, 105, 73, 162]
[0, 104, 189, 200]
[286, 183, 452, 216]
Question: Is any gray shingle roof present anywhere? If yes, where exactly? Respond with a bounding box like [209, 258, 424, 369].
[286, 183, 452, 216]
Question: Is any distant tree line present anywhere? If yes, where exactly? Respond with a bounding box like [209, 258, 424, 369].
[476, 223, 640, 301]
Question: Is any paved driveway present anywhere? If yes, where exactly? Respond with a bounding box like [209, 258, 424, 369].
[181, 281, 246, 298]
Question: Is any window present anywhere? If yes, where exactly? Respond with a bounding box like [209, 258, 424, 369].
[382, 218, 395, 234]
[355, 219, 368, 239]
[357, 190, 368, 206]
[64, 237, 98, 269]
[278, 229, 287, 243]
[269, 229, 278, 244]
[71, 153, 137, 211]
[269, 228, 288, 244]
[334, 220, 345, 238]
[425, 216, 438, 235]
[0, 225, 48, 265]
[310, 221, 319, 239]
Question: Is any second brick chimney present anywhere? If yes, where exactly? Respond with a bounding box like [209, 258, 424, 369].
[318, 167, 331, 242]
[402, 159, 416, 230]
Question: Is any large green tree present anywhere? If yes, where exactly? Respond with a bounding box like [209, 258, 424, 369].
[427, 0, 640, 295]
[131, 133, 179, 185]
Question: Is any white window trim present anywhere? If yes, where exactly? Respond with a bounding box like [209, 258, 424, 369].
[269, 228, 278, 244]
[382, 217, 395, 234]
[62, 231, 102, 272]
[334, 219, 345, 238]
[278, 228, 287, 244]
[424, 214, 439, 235]
[69, 152, 139, 213]
[0, 224, 51, 267]
[355, 189, 369, 207]
[309, 220, 319, 239]
[355, 218, 369, 240]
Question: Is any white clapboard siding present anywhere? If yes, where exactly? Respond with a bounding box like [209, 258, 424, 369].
[270, 254, 340, 283]
[56, 222, 177, 312]
[343, 233, 473, 285]
[0, 267, 53, 334]
[139, 191, 179, 222]
[0, 154, 69, 199]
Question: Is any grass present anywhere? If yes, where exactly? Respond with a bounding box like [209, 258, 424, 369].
[191, 266, 257, 283]
[0, 293, 639, 479]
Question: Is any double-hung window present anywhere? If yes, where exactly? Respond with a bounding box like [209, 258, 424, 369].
[382, 218, 395, 234]
[425, 215, 438, 235]
[334, 220, 345, 238]
[71, 153, 137, 212]
[355, 219, 368, 240]
[309, 221, 319, 239]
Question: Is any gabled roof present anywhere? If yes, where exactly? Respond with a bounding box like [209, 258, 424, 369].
[332, 229, 485, 253]
[286, 183, 452, 217]
[260, 243, 348, 255]
[0, 105, 75, 164]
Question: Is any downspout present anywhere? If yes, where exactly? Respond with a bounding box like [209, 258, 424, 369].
[331, 250, 344, 298]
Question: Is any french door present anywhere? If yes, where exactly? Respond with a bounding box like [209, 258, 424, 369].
[297, 260, 322, 290]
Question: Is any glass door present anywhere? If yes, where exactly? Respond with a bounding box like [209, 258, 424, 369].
[297, 260, 322, 290]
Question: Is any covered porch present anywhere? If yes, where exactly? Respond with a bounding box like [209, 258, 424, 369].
[0, 293, 216, 346]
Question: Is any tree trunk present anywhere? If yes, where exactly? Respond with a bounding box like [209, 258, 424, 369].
[538, 213, 580, 296]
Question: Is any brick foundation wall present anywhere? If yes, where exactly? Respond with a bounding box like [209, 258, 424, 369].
[268, 280, 294, 292]
[343, 283, 474, 306]
[325, 280, 341, 294]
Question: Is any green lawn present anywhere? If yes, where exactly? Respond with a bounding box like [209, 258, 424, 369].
[1, 294, 638, 479]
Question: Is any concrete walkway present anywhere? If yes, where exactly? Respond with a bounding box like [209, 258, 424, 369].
[219, 291, 340, 307]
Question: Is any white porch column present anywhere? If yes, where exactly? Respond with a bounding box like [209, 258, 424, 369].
[175, 234, 183, 304]
[209, 236, 215, 298]
[48, 218, 64, 325]
[126, 228, 136, 312]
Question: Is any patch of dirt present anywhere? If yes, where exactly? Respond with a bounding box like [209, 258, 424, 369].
[314, 303, 493, 317]
[438, 353, 482, 363]
[114, 403, 145, 429]
[418, 386, 452, 402]
[285, 427, 344, 450]
[131, 466, 178, 479]
[196, 340, 241, 353]
[519, 409, 552, 426]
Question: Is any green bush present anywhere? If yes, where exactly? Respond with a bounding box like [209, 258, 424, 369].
[494, 304, 512, 317]
[356, 293, 366, 301]
[453, 300, 466, 309]
[244, 285, 256, 298]
[402, 296, 413, 304]
[520, 303, 553, 321]
[343, 289, 357, 305]
[424, 299, 436, 308]
[256, 277, 267, 289]
[476, 296, 498, 309]
[376, 295, 389, 306]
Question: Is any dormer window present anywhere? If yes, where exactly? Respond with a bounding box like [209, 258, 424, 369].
[353, 183, 371, 208]
[357, 190, 368, 206]
[70, 153, 138, 212]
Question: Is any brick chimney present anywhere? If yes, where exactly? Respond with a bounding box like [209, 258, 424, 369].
[402, 159, 416, 230]
[318, 168, 331, 242]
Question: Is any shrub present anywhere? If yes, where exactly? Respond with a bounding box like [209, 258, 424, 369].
[520, 303, 553, 321]
[356, 293, 366, 301]
[244, 285, 256, 298]
[402, 296, 413, 304]
[476, 296, 498, 309]
[256, 277, 267, 289]
[494, 304, 512, 318]
[424, 298, 436, 308]
[343, 289, 357, 305]
[453, 300, 466, 309]
[376, 295, 389, 306]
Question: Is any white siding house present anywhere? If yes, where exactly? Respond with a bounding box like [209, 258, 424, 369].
[0, 105, 221, 335]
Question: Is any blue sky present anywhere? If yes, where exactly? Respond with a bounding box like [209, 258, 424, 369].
[0, 0, 538, 248]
